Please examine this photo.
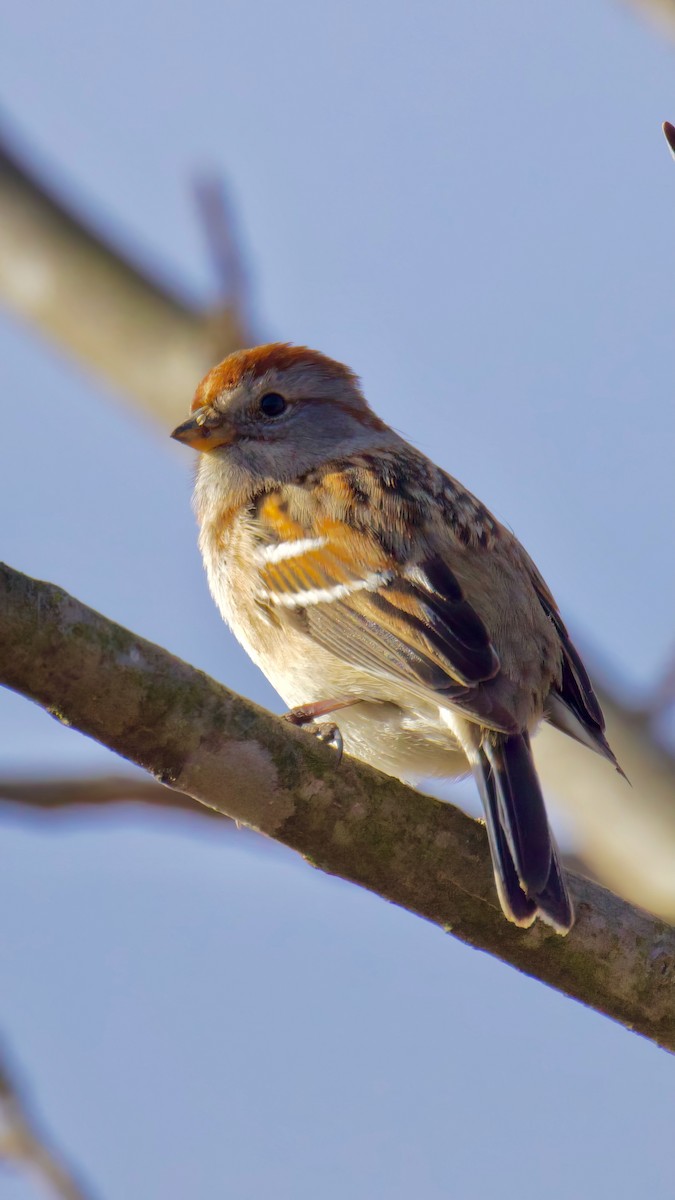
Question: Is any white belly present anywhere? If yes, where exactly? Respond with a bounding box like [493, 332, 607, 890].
[204, 547, 467, 781]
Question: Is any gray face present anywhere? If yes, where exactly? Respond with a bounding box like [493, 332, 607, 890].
[173, 361, 399, 498]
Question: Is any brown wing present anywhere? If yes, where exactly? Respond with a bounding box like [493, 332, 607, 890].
[252, 485, 519, 733]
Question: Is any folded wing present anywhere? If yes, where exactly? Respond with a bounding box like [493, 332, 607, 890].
[252, 495, 519, 732]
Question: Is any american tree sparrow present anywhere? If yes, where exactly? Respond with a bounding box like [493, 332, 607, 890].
[172, 344, 620, 933]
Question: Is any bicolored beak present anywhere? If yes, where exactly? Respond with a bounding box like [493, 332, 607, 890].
[170, 407, 234, 452]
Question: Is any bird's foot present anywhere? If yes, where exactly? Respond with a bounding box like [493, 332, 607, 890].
[310, 721, 344, 764]
[283, 698, 356, 767]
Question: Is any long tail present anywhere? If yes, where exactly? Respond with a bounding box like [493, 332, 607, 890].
[472, 732, 573, 933]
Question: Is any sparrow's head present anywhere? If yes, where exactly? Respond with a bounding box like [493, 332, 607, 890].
[171, 344, 392, 494]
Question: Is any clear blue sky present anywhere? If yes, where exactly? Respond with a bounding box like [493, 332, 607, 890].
[1, 2, 674, 1197]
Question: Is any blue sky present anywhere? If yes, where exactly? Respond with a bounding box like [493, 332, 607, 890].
[1, 1, 674, 1197]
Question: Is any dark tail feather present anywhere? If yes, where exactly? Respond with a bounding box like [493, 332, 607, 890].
[473, 733, 574, 933]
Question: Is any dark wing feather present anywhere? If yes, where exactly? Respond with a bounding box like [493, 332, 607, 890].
[303, 590, 470, 697]
[363, 572, 498, 685]
[533, 582, 622, 770]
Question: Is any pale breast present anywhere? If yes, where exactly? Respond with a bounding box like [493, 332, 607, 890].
[200, 513, 467, 777]
[198, 505, 343, 707]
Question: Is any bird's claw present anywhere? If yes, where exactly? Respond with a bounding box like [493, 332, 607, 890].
[312, 721, 343, 765]
[283, 704, 345, 766]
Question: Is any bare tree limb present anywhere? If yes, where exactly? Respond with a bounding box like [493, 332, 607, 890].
[0, 121, 249, 424]
[193, 174, 253, 330]
[0, 1040, 98, 1200]
[0, 773, 218, 819]
[535, 693, 675, 922]
[625, 0, 675, 41]
[1, 562, 674, 1052]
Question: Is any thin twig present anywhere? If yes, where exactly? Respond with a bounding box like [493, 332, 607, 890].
[0, 773, 219, 818]
[0, 1041, 98, 1200]
[193, 175, 251, 312]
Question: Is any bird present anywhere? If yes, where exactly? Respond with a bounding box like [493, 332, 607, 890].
[171, 342, 621, 933]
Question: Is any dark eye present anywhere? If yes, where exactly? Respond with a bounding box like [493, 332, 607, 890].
[259, 392, 287, 418]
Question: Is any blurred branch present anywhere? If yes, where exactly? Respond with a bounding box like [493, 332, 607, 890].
[624, 0, 675, 39]
[0, 121, 249, 424]
[1, 562, 674, 1053]
[647, 649, 675, 718]
[0, 1040, 97, 1200]
[0, 772, 219, 819]
[194, 174, 253, 330]
[535, 688, 675, 923]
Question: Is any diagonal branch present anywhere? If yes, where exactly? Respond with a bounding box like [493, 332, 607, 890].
[626, 0, 675, 41]
[0, 119, 249, 423]
[0, 1039, 98, 1200]
[1, 561, 674, 1052]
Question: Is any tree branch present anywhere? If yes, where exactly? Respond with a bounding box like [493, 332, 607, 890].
[0, 1039, 98, 1200]
[1, 562, 674, 1052]
[534, 695, 675, 922]
[0, 773, 220, 820]
[624, 0, 675, 41]
[0, 120, 249, 424]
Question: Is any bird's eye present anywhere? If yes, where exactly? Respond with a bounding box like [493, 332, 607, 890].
[259, 392, 287, 418]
